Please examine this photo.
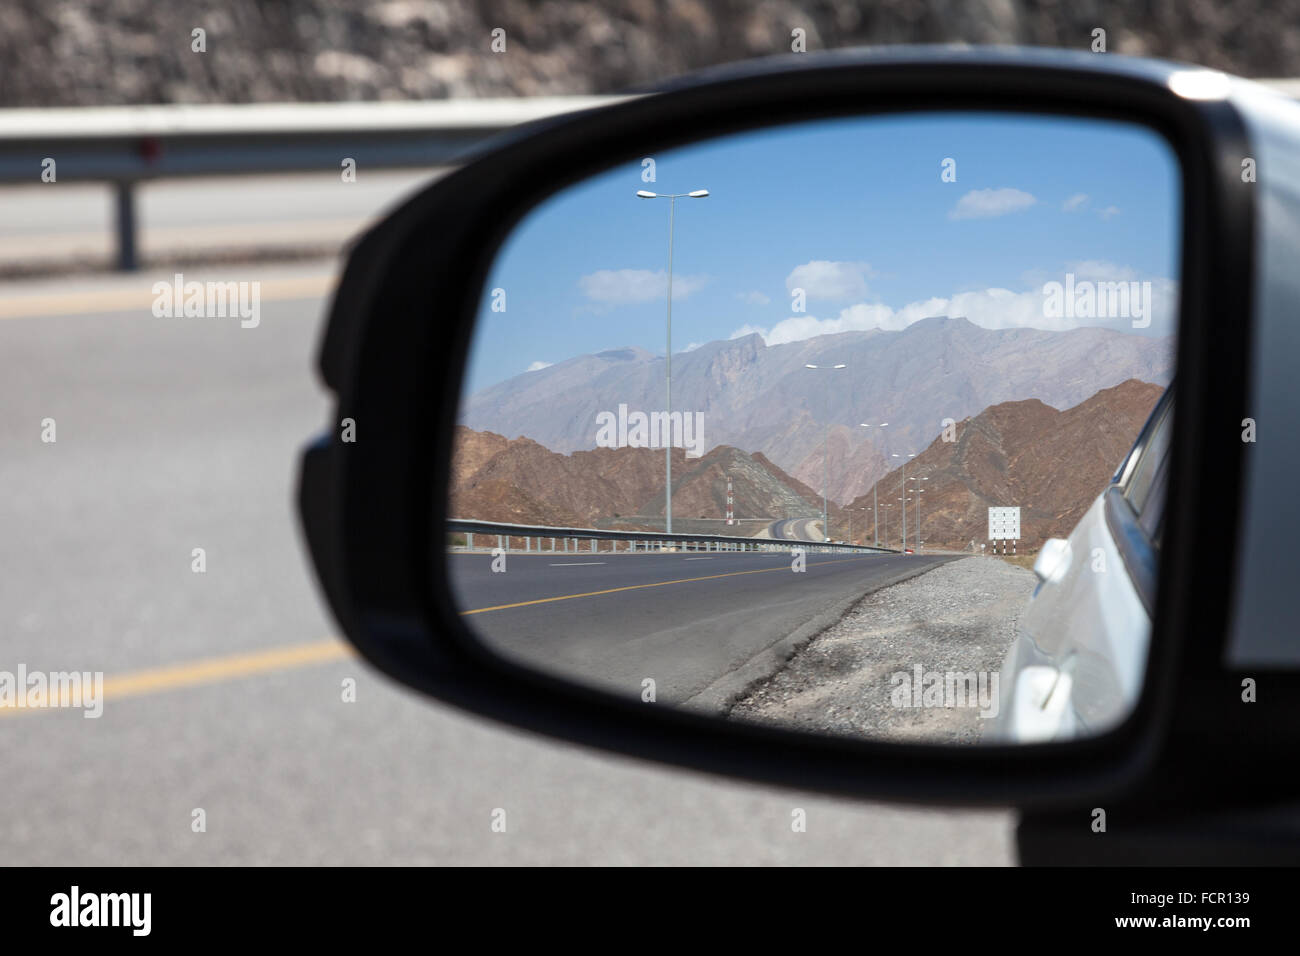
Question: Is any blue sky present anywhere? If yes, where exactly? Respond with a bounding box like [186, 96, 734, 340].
[467, 111, 1180, 393]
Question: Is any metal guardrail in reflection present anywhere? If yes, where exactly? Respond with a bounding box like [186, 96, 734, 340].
[446, 518, 897, 554]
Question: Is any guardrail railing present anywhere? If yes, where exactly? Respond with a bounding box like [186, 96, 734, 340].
[446, 518, 897, 554]
[9, 79, 1298, 272]
[0, 95, 629, 270]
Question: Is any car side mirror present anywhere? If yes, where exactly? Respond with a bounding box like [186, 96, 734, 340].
[1033, 539, 1072, 585]
[298, 47, 1271, 810]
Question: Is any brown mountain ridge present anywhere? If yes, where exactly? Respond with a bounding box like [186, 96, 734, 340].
[844, 378, 1165, 550]
[451, 379, 1163, 549]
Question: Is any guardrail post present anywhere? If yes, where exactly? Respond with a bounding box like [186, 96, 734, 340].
[525, 536, 531, 552]
[466, 532, 473, 550]
[114, 180, 139, 271]
[497, 534, 504, 551]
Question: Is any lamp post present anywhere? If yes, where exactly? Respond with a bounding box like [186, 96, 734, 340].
[908, 476, 928, 552]
[860, 421, 887, 546]
[804, 362, 847, 542]
[882, 503, 892, 549]
[891, 452, 916, 549]
[637, 188, 709, 534]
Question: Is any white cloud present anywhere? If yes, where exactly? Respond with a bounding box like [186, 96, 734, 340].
[1062, 193, 1089, 212]
[736, 290, 771, 306]
[949, 187, 1037, 220]
[784, 260, 875, 301]
[525, 360, 553, 372]
[728, 274, 1178, 344]
[578, 269, 708, 305]
[1098, 205, 1121, 220]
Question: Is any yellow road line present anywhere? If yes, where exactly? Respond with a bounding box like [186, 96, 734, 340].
[0, 639, 352, 714]
[459, 555, 870, 615]
[0, 273, 336, 320]
[0, 554, 879, 712]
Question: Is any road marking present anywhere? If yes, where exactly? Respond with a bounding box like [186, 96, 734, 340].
[0, 273, 337, 320]
[548, 561, 605, 566]
[0, 552, 904, 712]
[459, 555, 874, 615]
[0, 639, 352, 715]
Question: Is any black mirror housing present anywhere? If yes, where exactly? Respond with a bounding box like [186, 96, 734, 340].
[298, 46, 1279, 810]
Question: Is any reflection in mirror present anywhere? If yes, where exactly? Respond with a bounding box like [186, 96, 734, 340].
[448, 112, 1180, 746]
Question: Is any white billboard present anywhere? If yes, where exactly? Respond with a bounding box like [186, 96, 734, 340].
[988, 506, 1021, 540]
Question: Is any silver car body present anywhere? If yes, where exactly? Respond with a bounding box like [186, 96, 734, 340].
[992, 392, 1172, 742]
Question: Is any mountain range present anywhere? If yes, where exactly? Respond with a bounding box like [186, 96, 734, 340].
[460, 316, 1173, 505]
[844, 378, 1165, 550]
[451, 379, 1165, 552]
[450, 427, 828, 530]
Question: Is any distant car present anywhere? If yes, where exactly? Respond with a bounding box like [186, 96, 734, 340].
[990, 386, 1172, 742]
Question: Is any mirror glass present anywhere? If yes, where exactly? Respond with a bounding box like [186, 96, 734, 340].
[448, 111, 1180, 745]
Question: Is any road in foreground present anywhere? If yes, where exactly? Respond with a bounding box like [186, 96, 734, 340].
[451, 550, 954, 706]
[0, 262, 1014, 864]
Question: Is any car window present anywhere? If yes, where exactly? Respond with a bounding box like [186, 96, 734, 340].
[1138, 431, 1170, 543]
[1125, 399, 1173, 519]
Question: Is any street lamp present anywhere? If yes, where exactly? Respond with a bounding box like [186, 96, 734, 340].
[881, 502, 893, 549]
[908, 476, 928, 552]
[804, 362, 847, 542]
[860, 421, 887, 546]
[638, 188, 709, 533]
[891, 452, 916, 549]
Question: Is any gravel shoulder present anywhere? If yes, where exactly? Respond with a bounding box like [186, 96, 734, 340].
[727, 557, 1037, 744]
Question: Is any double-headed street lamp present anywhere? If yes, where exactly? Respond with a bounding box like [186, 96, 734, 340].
[908, 476, 928, 552]
[891, 452, 916, 549]
[804, 362, 847, 541]
[637, 188, 709, 533]
[860, 421, 888, 546]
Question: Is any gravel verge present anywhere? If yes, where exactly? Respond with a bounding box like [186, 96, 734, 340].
[727, 557, 1037, 744]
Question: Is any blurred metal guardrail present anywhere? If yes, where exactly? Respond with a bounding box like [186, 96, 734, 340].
[5, 78, 1299, 272]
[0, 96, 628, 270]
[447, 518, 897, 554]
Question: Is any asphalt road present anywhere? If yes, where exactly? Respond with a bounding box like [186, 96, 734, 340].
[767, 517, 823, 541]
[0, 257, 1014, 865]
[452, 550, 953, 705]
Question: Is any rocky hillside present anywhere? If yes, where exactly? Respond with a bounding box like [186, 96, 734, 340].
[3, 2, 1296, 107]
[462, 317, 1173, 507]
[449, 425, 829, 530]
[844, 379, 1165, 551]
